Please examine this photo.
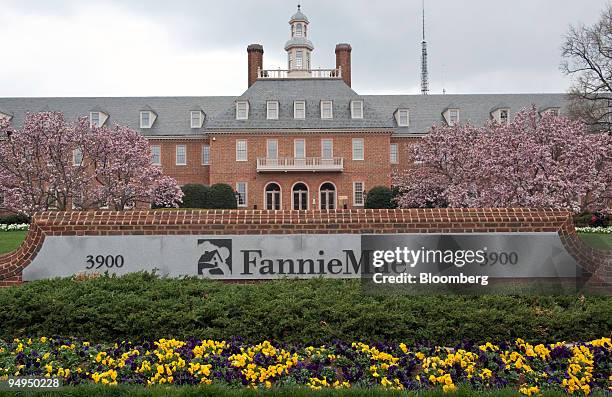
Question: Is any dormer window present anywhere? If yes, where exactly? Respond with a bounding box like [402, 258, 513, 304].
[442, 108, 459, 126]
[267, 101, 279, 120]
[89, 111, 108, 128]
[540, 107, 560, 117]
[491, 108, 510, 125]
[140, 111, 156, 129]
[236, 101, 249, 120]
[190, 111, 204, 128]
[395, 109, 409, 126]
[321, 101, 333, 119]
[294, 101, 306, 119]
[0, 112, 13, 122]
[351, 100, 363, 119]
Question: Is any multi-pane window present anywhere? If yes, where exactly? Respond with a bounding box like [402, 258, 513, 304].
[267, 101, 279, 120]
[397, 109, 409, 126]
[321, 139, 333, 159]
[151, 145, 161, 165]
[140, 111, 152, 128]
[236, 139, 247, 161]
[353, 182, 365, 206]
[351, 100, 363, 119]
[236, 101, 249, 120]
[176, 145, 186, 165]
[499, 109, 509, 124]
[320, 101, 333, 119]
[294, 101, 306, 119]
[201, 145, 210, 165]
[267, 139, 278, 159]
[448, 109, 459, 126]
[73, 148, 83, 166]
[90, 112, 101, 128]
[296, 50, 303, 68]
[352, 138, 364, 160]
[236, 182, 247, 207]
[294, 139, 305, 159]
[295, 23, 303, 37]
[191, 111, 202, 128]
[390, 143, 398, 164]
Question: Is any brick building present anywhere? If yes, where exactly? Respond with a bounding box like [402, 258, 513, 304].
[0, 6, 568, 210]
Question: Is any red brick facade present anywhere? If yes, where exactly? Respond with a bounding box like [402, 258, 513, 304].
[1, 209, 610, 288]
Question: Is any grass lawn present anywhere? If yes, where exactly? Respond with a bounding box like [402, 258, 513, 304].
[0, 231, 27, 255]
[578, 232, 612, 250]
[0, 386, 606, 397]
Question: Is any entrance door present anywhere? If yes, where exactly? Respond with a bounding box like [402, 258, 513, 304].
[319, 182, 336, 210]
[292, 183, 308, 210]
[265, 183, 281, 210]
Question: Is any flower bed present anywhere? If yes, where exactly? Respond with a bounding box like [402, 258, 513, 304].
[575, 227, 612, 234]
[0, 223, 29, 231]
[0, 337, 610, 395]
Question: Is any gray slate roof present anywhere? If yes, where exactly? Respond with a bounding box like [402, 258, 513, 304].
[0, 79, 569, 137]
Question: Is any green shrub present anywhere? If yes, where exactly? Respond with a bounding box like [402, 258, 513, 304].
[365, 186, 396, 209]
[180, 184, 210, 208]
[0, 274, 609, 344]
[208, 183, 237, 209]
[0, 213, 30, 225]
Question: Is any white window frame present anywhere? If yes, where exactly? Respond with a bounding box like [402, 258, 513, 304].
[390, 143, 398, 164]
[267, 139, 278, 159]
[236, 101, 249, 120]
[296, 50, 303, 69]
[151, 145, 161, 165]
[190, 111, 203, 128]
[294, 101, 306, 119]
[90, 112, 101, 128]
[320, 101, 333, 119]
[201, 145, 210, 165]
[397, 109, 409, 126]
[266, 101, 279, 120]
[294, 139, 305, 159]
[350, 100, 363, 119]
[321, 139, 333, 159]
[140, 111, 153, 128]
[493, 108, 510, 125]
[352, 138, 364, 161]
[236, 182, 247, 207]
[448, 109, 459, 126]
[175, 145, 187, 166]
[353, 181, 365, 206]
[236, 139, 248, 161]
[72, 148, 83, 166]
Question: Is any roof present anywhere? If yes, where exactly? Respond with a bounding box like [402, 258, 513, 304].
[0, 84, 569, 137]
[290, 7, 309, 23]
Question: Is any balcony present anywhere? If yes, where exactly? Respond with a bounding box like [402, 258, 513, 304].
[257, 157, 344, 172]
[258, 68, 342, 79]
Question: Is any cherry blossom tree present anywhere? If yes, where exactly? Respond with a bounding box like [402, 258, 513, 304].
[393, 107, 612, 213]
[0, 112, 183, 214]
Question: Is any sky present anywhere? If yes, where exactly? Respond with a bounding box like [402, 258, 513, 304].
[0, 0, 608, 97]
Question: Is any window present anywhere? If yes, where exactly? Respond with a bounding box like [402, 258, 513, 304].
[353, 182, 365, 206]
[396, 109, 409, 126]
[321, 139, 333, 159]
[352, 138, 364, 160]
[390, 143, 398, 164]
[73, 148, 83, 166]
[191, 111, 203, 128]
[151, 145, 161, 165]
[236, 182, 247, 207]
[292, 183, 308, 210]
[295, 23, 303, 37]
[90, 112, 101, 128]
[267, 101, 279, 120]
[267, 139, 278, 159]
[541, 108, 560, 117]
[319, 182, 336, 210]
[294, 139, 305, 159]
[140, 111, 153, 128]
[201, 145, 210, 165]
[296, 50, 303, 69]
[294, 101, 306, 119]
[448, 109, 459, 126]
[500, 109, 509, 124]
[265, 183, 281, 210]
[236, 101, 249, 120]
[351, 100, 363, 119]
[236, 139, 247, 161]
[320, 101, 333, 119]
[176, 145, 186, 165]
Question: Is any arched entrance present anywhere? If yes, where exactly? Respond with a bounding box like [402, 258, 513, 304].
[319, 182, 336, 210]
[264, 183, 281, 210]
[292, 182, 309, 210]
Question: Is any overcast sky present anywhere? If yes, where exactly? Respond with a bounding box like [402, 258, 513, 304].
[0, 0, 608, 97]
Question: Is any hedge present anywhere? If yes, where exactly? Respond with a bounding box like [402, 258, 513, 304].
[365, 186, 396, 209]
[208, 183, 238, 209]
[0, 274, 609, 345]
[179, 184, 210, 208]
[0, 213, 30, 225]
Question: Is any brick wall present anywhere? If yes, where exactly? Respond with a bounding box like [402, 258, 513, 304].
[0, 208, 610, 288]
[147, 138, 210, 186]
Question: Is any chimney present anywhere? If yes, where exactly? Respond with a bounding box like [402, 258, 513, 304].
[247, 44, 264, 88]
[335, 43, 352, 87]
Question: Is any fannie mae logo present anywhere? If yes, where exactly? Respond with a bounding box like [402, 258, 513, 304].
[197, 239, 232, 276]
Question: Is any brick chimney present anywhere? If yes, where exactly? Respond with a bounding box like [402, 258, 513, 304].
[247, 44, 264, 88]
[335, 43, 352, 87]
